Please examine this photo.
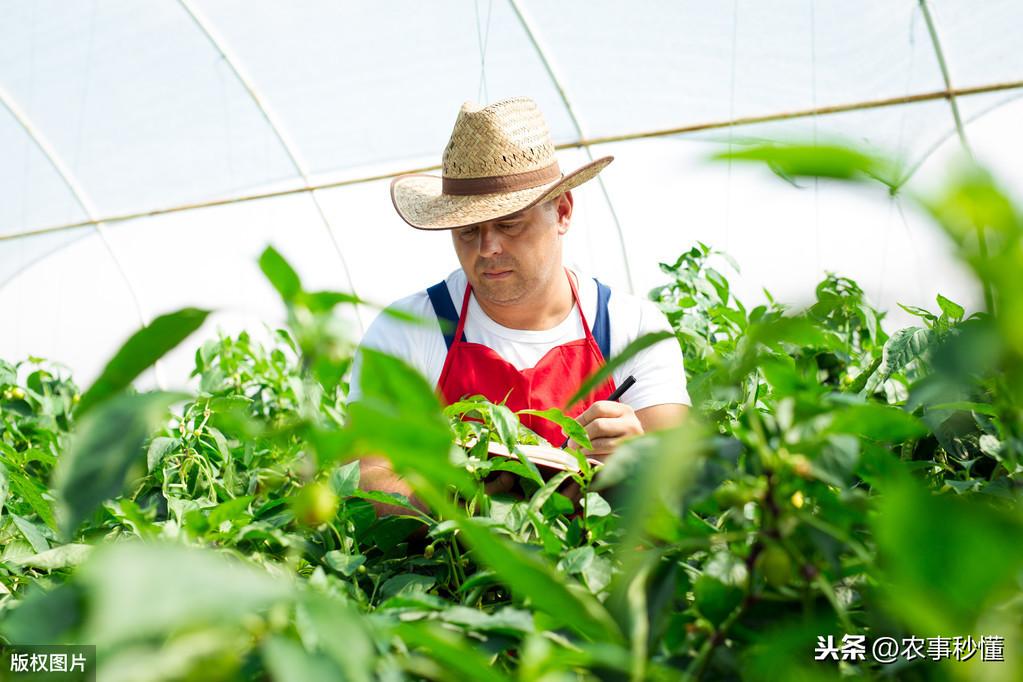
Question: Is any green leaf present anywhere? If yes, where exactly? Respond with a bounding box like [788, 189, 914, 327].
[330, 460, 361, 497]
[77, 308, 209, 415]
[295, 594, 375, 682]
[978, 434, 1002, 459]
[354, 348, 443, 415]
[301, 290, 362, 313]
[828, 404, 927, 442]
[542, 492, 575, 519]
[583, 556, 614, 594]
[0, 583, 82, 644]
[12, 543, 91, 571]
[55, 391, 184, 537]
[898, 303, 938, 322]
[108, 499, 158, 539]
[694, 552, 747, 626]
[874, 479, 1023, 633]
[339, 350, 469, 494]
[449, 511, 623, 644]
[559, 546, 595, 574]
[584, 492, 612, 518]
[713, 143, 893, 187]
[10, 513, 49, 553]
[379, 573, 435, 599]
[488, 403, 544, 483]
[207, 496, 253, 528]
[0, 359, 15, 385]
[936, 293, 965, 321]
[863, 327, 930, 394]
[926, 401, 1000, 416]
[566, 331, 675, 408]
[78, 542, 292, 645]
[351, 490, 430, 521]
[750, 316, 831, 350]
[146, 436, 178, 473]
[259, 246, 303, 303]
[323, 551, 366, 577]
[490, 403, 522, 452]
[438, 605, 535, 636]
[7, 469, 57, 531]
[518, 407, 593, 450]
[262, 636, 344, 682]
[693, 574, 743, 627]
[527, 470, 575, 519]
[392, 621, 515, 682]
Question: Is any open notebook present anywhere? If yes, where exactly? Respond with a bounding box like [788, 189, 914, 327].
[475, 439, 602, 473]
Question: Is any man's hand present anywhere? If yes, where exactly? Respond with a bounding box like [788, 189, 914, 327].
[483, 471, 517, 495]
[560, 401, 642, 503]
[562, 402, 688, 505]
[569, 400, 644, 457]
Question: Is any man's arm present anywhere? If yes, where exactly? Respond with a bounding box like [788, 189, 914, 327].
[359, 454, 519, 517]
[636, 402, 688, 432]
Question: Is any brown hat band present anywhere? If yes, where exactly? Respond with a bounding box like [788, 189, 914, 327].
[442, 162, 562, 196]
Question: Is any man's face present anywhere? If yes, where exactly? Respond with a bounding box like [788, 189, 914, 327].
[451, 193, 572, 306]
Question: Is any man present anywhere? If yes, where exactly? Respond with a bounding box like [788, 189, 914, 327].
[348, 97, 689, 509]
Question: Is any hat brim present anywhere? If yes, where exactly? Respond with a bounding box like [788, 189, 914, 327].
[390, 156, 613, 230]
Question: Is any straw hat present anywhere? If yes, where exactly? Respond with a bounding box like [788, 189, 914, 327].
[391, 97, 612, 230]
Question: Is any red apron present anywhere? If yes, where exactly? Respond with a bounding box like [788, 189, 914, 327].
[435, 270, 617, 444]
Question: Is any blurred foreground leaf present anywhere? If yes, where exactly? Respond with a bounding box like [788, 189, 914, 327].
[566, 331, 674, 408]
[55, 391, 184, 537]
[78, 543, 292, 645]
[873, 477, 1023, 634]
[715, 143, 896, 189]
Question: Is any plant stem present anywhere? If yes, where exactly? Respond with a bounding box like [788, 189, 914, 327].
[687, 595, 751, 680]
[446, 542, 465, 590]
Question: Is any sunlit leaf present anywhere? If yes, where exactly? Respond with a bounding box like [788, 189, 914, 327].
[714, 143, 894, 188]
[863, 327, 930, 394]
[935, 293, 964, 321]
[259, 246, 303, 303]
[77, 308, 209, 415]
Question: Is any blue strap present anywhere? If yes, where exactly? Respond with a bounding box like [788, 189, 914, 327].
[593, 278, 612, 361]
[426, 280, 462, 350]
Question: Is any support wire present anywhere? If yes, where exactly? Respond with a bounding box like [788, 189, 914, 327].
[177, 0, 366, 331]
[506, 0, 636, 293]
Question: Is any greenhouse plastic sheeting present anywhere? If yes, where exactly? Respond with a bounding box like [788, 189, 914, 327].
[1, 0, 1021, 384]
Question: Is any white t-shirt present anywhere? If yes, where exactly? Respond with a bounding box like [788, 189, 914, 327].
[348, 269, 690, 411]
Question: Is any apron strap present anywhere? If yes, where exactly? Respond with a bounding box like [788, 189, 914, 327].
[429, 274, 609, 354]
[592, 278, 612, 361]
[426, 280, 465, 350]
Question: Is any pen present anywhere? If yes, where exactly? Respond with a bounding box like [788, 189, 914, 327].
[561, 375, 637, 449]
